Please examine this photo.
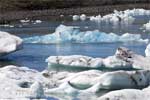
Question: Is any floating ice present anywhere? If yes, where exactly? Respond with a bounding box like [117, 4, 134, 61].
[0, 31, 23, 56]
[72, 15, 80, 21]
[90, 9, 150, 24]
[0, 24, 14, 28]
[35, 20, 42, 23]
[80, 14, 87, 21]
[0, 65, 48, 99]
[46, 70, 150, 94]
[46, 47, 150, 70]
[99, 89, 149, 100]
[30, 81, 44, 99]
[20, 19, 30, 23]
[143, 21, 150, 31]
[24, 25, 148, 44]
[1, 48, 150, 99]
[90, 12, 135, 24]
[145, 43, 150, 57]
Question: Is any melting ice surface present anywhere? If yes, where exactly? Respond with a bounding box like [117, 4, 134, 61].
[24, 25, 148, 44]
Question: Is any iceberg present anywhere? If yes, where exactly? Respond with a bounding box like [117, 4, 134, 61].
[0, 31, 23, 56]
[24, 25, 148, 44]
[46, 47, 150, 70]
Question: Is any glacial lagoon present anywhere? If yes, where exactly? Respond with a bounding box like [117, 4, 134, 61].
[1, 9, 150, 99]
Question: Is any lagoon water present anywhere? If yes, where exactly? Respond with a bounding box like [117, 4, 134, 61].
[0, 16, 150, 71]
[0, 15, 150, 99]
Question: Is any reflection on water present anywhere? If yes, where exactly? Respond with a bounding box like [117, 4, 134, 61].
[2, 43, 146, 71]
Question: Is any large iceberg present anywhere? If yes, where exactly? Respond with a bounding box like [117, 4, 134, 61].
[0, 31, 23, 56]
[24, 25, 148, 44]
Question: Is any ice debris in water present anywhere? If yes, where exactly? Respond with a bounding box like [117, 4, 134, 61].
[72, 15, 80, 21]
[24, 25, 148, 44]
[90, 9, 150, 24]
[145, 43, 150, 57]
[80, 14, 87, 21]
[143, 21, 150, 31]
[72, 14, 87, 21]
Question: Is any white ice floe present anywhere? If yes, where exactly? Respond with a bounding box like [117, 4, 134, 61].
[0, 31, 23, 56]
[46, 55, 133, 70]
[143, 21, 150, 31]
[90, 9, 150, 24]
[99, 85, 150, 100]
[46, 47, 150, 70]
[72, 15, 80, 21]
[72, 14, 87, 21]
[20, 19, 30, 23]
[98, 89, 149, 100]
[30, 82, 44, 99]
[24, 25, 148, 44]
[2, 49, 150, 99]
[46, 70, 150, 94]
[145, 43, 150, 57]
[0, 65, 47, 99]
[35, 20, 42, 23]
[80, 14, 87, 21]
[0, 24, 15, 28]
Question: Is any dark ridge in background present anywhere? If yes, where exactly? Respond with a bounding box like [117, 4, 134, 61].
[0, 0, 150, 11]
[0, 0, 150, 23]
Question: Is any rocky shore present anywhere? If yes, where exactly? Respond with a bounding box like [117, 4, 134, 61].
[1, 3, 150, 23]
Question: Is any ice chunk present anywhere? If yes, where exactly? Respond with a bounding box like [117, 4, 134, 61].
[0, 31, 23, 56]
[0, 65, 49, 99]
[35, 20, 42, 23]
[99, 89, 147, 100]
[30, 82, 44, 99]
[24, 25, 148, 44]
[46, 70, 150, 94]
[72, 15, 80, 21]
[143, 21, 150, 31]
[89, 9, 150, 24]
[145, 43, 150, 57]
[80, 14, 87, 21]
[46, 47, 150, 70]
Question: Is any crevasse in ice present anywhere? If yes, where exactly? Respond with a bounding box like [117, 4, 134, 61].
[24, 25, 148, 44]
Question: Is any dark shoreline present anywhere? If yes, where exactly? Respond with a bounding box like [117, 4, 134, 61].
[1, 3, 150, 23]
